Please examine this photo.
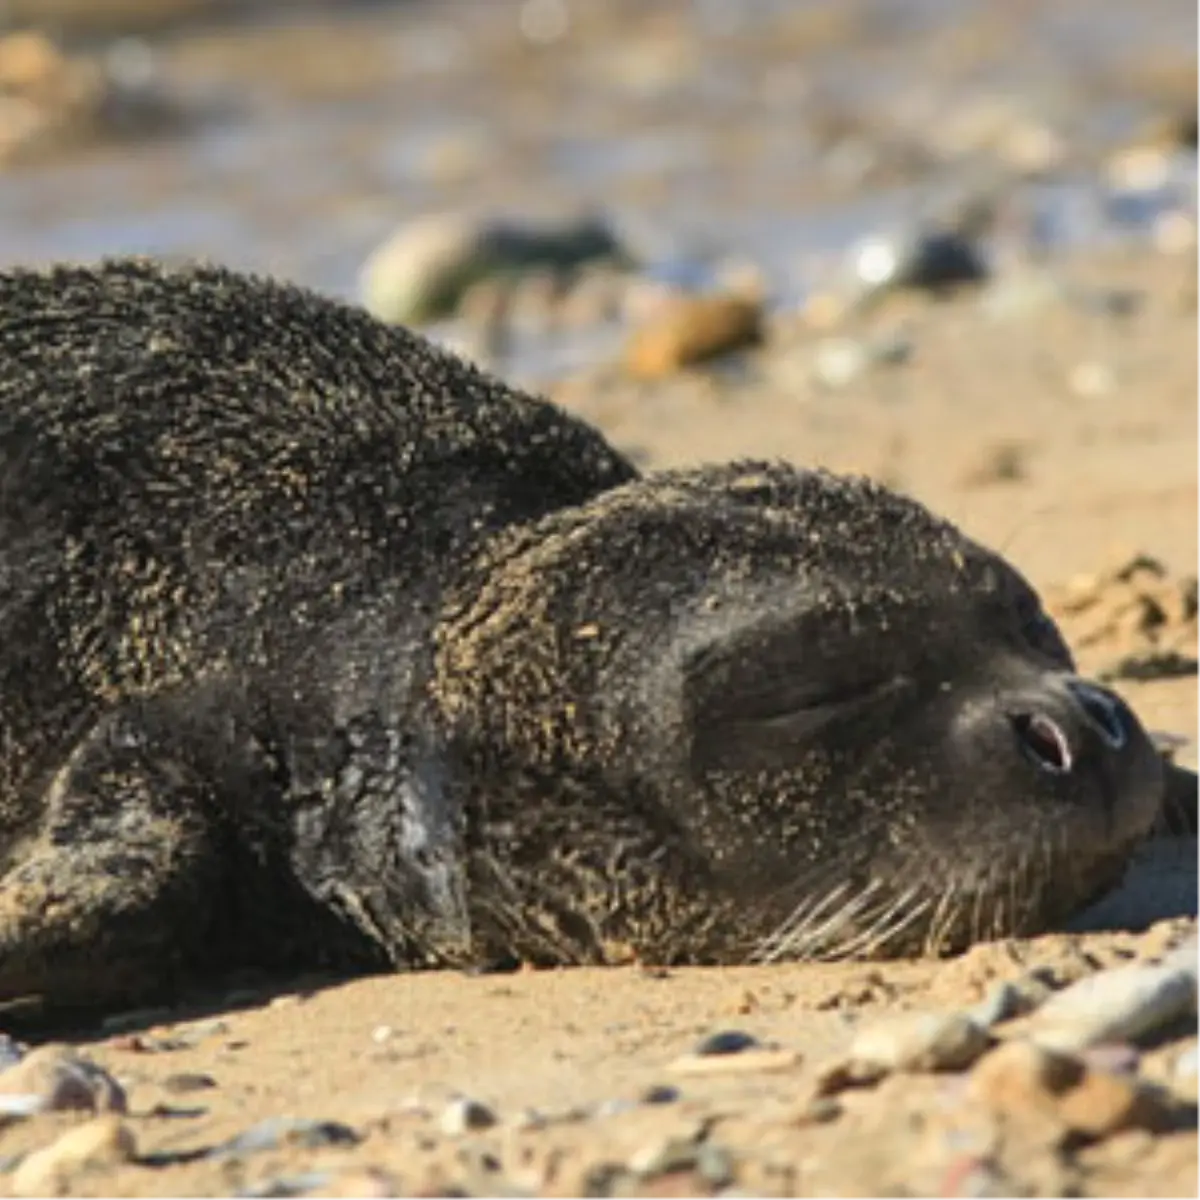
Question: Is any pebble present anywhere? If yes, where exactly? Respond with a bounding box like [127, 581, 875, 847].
[162, 1071, 217, 1094]
[211, 1118, 360, 1158]
[849, 227, 988, 298]
[967, 981, 1025, 1028]
[624, 291, 764, 379]
[641, 1084, 680, 1104]
[628, 1134, 701, 1177]
[967, 1039, 1171, 1138]
[360, 211, 631, 326]
[1028, 961, 1196, 1051]
[438, 1095, 498, 1135]
[11, 1116, 136, 1197]
[0, 1034, 25, 1071]
[693, 1029, 760, 1056]
[848, 1011, 992, 1075]
[0, 1045, 127, 1114]
[695, 1143, 736, 1188]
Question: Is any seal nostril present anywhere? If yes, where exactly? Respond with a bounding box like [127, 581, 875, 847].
[1011, 712, 1074, 775]
[1067, 682, 1128, 750]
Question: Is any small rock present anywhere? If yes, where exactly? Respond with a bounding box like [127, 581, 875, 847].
[11, 1116, 135, 1197]
[628, 1135, 700, 1177]
[438, 1095, 497, 1135]
[624, 291, 764, 378]
[968, 1039, 1171, 1138]
[162, 1071, 217, 1094]
[237, 1173, 333, 1199]
[0, 1034, 25, 1072]
[848, 1011, 992, 1076]
[0, 1045, 126, 1114]
[849, 226, 988, 299]
[695, 1143, 735, 1188]
[968, 981, 1025, 1028]
[693, 1029, 759, 1056]
[1028, 961, 1196, 1051]
[360, 211, 632, 326]
[212, 1118, 360, 1158]
[641, 1084, 680, 1104]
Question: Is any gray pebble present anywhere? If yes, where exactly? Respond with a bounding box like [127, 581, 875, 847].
[693, 1030, 759, 1056]
[212, 1118, 360, 1159]
[236, 1172, 333, 1198]
[438, 1096, 497, 1135]
[628, 1135, 699, 1177]
[162, 1071, 217, 1094]
[0, 1035, 25, 1073]
[0, 1047, 127, 1115]
[967, 981, 1024, 1028]
[849, 1011, 991, 1074]
[695, 1143, 735, 1188]
[640, 1084, 680, 1105]
[1031, 961, 1197, 1051]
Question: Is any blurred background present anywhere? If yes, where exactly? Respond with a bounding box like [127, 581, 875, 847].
[0, 0, 1193, 387]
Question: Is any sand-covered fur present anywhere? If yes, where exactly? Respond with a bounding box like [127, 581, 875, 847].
[0, 259, 1165, 1012]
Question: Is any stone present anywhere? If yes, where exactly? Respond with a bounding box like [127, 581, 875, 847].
[848, 1011, 992, 1075]
[11, 1116, 136, 1197]
[968, 1039, 1172, 1139]
[624, 291, 764, 378]
[0, 1045, 126, 1114]
[438, 1095, 497, 1135]
[1029, 962, 1196, 1051]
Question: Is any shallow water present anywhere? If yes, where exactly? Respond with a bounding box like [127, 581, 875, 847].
[0, 0, 1194, 382]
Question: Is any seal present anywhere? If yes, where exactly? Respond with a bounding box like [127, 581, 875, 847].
[0, 258, 1166, 1012]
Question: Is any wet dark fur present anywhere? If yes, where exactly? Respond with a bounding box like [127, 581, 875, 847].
[0, 259, 1164, 1011]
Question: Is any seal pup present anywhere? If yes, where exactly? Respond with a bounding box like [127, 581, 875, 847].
[0, 258, 1166, 1011]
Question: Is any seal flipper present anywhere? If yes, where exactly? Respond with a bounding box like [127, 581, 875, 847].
[0, 706, 222, 1010]
[285, 714, 474, 969]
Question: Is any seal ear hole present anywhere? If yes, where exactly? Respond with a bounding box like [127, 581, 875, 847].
[1011, 712, 1073, 775]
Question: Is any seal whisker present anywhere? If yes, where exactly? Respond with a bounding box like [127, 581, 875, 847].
[751, 877, 857, 964]
[769, 876, 889, 963]
[831, 885, 930, 959]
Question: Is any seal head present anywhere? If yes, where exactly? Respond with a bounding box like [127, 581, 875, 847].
[435, 464, 1164, 966]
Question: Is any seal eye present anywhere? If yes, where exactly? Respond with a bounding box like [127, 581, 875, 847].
[1011, 712, 1073, 775]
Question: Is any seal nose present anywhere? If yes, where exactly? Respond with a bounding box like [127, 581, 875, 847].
[1009, 678, 1136, 777]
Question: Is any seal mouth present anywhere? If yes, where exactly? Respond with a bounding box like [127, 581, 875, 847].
[1011, 711, 1073, 774]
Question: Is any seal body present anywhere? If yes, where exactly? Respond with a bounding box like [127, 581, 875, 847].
[0, 259, 1165, 1010]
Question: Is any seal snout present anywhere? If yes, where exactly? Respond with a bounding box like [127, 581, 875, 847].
[1003, 673, 1162, 841]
